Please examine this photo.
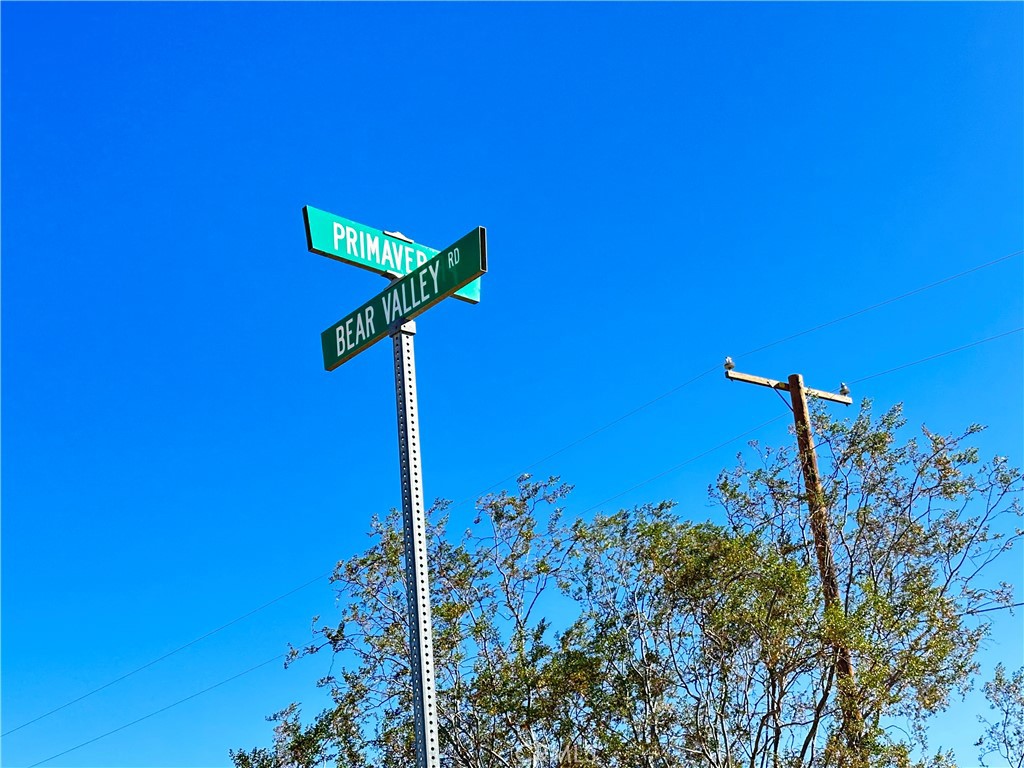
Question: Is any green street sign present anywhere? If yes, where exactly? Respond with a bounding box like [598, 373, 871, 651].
[321, 227, 487, 371]
[304, 205, 481, 304]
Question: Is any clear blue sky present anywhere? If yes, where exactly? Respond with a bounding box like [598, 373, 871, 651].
[2, 3, 1021, 767]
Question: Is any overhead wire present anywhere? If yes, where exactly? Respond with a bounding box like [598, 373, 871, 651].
[13, 325, 1022, 768]
[2, 569, 332, 737]
[574, 413, 791, 517]
[450, 366, 720, 506]
[851, 327, 1023, 384]
[25, 654, 284, 768]
[5, 413, 778, 766]
[735, 249, 1022, 360]
[453, 247, 1022, 510]
[571, 325, 1022, 519]
[9, 248, 1021, 756]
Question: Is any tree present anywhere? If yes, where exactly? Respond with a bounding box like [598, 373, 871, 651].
[977, 664, 1024, 768]
[553, 502, 820, 767]
[710, 402, 1022, 766]
[231, 475, 580, 768]
[231, 402, 1021, 768]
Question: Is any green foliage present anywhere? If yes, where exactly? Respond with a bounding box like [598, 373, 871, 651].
[714, 403, 1021, 765]
[231, 403, 1022, 768]
[977, 664, 1024, 768]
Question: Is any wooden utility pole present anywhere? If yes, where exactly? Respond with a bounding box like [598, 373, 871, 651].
[724, 362, 865, 760]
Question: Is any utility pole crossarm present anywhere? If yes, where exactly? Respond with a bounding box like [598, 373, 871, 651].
[725, 369, 852, 406]
[725, 369, 789, 391]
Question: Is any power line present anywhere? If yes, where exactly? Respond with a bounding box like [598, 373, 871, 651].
[0, 412, 808, 767]
[9, 416, 786, 767]
[571, 326, 1023, 518]
[17, 327, 1022, 764]
[736, 249, 1022, 360]
[852, 328, 1023, 384]
[454, 248, 1022, 510]
[25, 654, 284, 768]
[575, 413, 791, 517]
[451, 367, 720, 506]
[11, 250, 1018, 752]
[3, 569, 331, 737]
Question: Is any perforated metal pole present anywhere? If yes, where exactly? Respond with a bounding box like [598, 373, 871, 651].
[391, 319, 440, 768]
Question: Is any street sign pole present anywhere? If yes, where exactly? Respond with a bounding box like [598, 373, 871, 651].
[391, 318, 440, 768]
[309, 212, 486, 768]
